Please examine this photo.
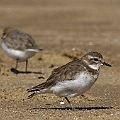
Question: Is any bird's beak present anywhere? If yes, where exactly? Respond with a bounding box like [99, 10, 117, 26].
[39, 48, 43, 51]
[102, 62, 111, 67]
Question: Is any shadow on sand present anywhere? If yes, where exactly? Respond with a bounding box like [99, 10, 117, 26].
[32, 106, 113, 111]
[10, 68, 43, 75]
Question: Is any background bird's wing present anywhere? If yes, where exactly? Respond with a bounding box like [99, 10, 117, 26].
[3, 29, 40, 51]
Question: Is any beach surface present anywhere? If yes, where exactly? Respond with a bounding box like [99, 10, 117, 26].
[0, 0, 120, 119]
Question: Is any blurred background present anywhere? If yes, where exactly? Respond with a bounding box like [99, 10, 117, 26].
[0, 0, 120, 56]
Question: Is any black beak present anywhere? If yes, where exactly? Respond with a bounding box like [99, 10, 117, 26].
[39, 48, 43, 51]
[103, 62, 111, 67]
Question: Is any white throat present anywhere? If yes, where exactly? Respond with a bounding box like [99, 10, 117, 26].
[89, 64, 100, 70]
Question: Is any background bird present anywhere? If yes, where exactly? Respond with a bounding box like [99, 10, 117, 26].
[1, 27, 42, 73]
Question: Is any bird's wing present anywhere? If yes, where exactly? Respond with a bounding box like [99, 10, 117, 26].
[27, 59, 83, 91]
[45, 59, 84, 85]
[3, 29, 41, 51]
[27, 82, 47, 92]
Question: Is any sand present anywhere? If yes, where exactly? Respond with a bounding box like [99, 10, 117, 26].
[0, 0, 120, 120]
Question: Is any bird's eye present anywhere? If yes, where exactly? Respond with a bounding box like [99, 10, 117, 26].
[3, 32, 5, 35]
[93, 58, 99, 61]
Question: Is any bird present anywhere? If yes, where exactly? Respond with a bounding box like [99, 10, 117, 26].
[1, 27, 42, 73]
[27, 52, 111, 109]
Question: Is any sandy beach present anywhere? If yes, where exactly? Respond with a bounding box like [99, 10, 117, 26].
[0, 0, 120, 119]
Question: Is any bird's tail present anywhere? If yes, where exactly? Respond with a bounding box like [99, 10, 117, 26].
[27, 92, 36, 99]
[27, 82, 47, 99]
[26, 48, 43, 52]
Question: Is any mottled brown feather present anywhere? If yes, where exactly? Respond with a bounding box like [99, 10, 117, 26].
[2, 27, 41, 51]
[27, 57, 99, 92]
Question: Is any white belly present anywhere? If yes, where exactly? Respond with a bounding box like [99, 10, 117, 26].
[1, 42, 36, 62]
[50, 72, 97, 97]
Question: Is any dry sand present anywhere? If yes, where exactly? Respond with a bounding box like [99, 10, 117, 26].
[0, 0, 120, 120]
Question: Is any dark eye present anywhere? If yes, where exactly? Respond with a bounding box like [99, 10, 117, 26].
[93, 58, 99, 61]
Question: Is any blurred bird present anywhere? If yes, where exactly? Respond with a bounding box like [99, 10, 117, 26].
[1, 27, 42, 73]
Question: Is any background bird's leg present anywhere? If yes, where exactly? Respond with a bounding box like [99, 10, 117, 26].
[10, 58, 19, 74]
[15, 59, 18, 70]
[25, 60, 28, 72]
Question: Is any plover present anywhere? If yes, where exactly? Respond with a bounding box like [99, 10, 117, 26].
[27, 52, 111, 109]
[1, 27, 42, 73]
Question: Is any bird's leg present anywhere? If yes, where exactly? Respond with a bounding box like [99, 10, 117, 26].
[65, 97, 75, 110]
[11, 58, 19, 74]
[15, 59, 18, 70]
[25, 60, 28, 72]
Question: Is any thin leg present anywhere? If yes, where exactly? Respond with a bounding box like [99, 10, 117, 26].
[15, 59, 18, 70]
[65, 97, 74, 110]
[11, 59, 19, 74]
[25, 60, 28, 72]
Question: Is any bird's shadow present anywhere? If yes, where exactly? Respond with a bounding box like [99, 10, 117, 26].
[10, 68, 43, 75]
[31, 106, 113, 111]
